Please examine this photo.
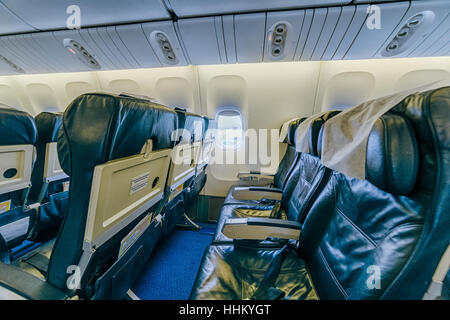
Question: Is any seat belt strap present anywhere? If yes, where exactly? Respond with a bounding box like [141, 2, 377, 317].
[151, 186, 172, 222]
[250, 244, 290, 300]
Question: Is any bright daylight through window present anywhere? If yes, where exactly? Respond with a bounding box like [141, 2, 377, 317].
[216, 109, 243, 150]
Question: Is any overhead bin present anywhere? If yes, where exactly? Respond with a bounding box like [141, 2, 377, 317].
[177, 13, 266, 65]
[331, 4, 370, 60]
[233, 13, 266, 63]
[0, 36, 51, 74]
[0, 3, 36, 35]
[168, 0, 350, 17]
[1, 0, 170, 30]
[176, 17, 225, 65]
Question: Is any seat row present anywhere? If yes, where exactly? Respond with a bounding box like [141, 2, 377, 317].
[0, 93, 215, 299]
[189, 86, 450, 300]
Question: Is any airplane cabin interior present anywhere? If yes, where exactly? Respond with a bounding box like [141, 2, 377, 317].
[0, 0, 449, 305]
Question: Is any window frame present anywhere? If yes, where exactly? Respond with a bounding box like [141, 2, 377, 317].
[215, 106, 244, 150]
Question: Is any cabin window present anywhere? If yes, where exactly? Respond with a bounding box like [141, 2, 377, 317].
[216, 109, 243, 150]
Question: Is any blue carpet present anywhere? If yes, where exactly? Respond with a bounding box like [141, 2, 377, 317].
[132, 223, 215, 300]
[10, 240, 44, 261]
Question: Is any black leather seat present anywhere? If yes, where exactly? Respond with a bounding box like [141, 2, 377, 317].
[43, 93, 178, 299]
[190, 87, 450, 300]
[214, 111, 340, 243]
[223, 117, 305, 205]
[28, 112, 69, 242]
[183, 116, 216, 219]
[162, 109, 205, 235]
[0, 107, 38, 261]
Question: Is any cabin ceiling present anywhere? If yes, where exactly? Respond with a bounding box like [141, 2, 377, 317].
[0, 0, 448, 75]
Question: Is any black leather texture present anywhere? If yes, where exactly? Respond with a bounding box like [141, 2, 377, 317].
[0, 106, 37, 146]
[190, 244, 318, 300]
[47, 93, 178, 291]
[176, 110, 205, 143]
[365, 114, 418, 195]
[29, 112, 65, 202]
[190, 87, 450, 300]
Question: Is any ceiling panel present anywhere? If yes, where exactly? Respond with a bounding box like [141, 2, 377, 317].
[0, 2, 35, 35]
[1, 0, 170, 30]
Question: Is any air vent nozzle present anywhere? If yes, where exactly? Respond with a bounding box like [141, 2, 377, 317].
[268, 23, 288, 60]
[150, 31, 179, 65]
[382, 11, 435, 57]
[63, 38, 101, 70]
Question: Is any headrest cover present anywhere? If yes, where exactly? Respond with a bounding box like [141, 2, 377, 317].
[365, 114, 418, 195]
[0, 106, 37, 146]
[203, 116, 217, 140]
[286, 118, 305, 146]
[296, 111, 340, 156]
[35, 112, 63, 143]
[57, 93, 178, 176]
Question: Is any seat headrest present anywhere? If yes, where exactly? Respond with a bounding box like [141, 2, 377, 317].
[286, 118, 305, 146]
[57, 93, 178, 176]
[299, 111, 340, 156]
[365, 113, 418, 195]
[175, 110, 204, 143]
[203, 116, 217, 140]
[0, 106, 37, 146]
[35, 112, 63, 144]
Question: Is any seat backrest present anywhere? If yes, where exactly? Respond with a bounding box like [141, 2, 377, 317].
[298, 87, 450, 299]
[167, 110, 204, 195]
[273, 117, 305, 189]
[46, 93, 178, 295]
[281, 111, 340, 223]
[197, 116, 216, 171]
[0, 106, 37, 252]
[29, 112, 68, 203]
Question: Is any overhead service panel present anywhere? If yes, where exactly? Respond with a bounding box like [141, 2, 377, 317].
[375, 0, 450, 58]
[142, 21, 188, 66]
[176, 17, 225, 65]
[344, 2, 409, 60]
[264, 10, 304, 62]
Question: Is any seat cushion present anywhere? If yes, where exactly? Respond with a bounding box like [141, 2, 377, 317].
[190, 244, 318, 300]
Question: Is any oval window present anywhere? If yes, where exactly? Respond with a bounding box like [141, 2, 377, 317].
[216, 108, 243, 150]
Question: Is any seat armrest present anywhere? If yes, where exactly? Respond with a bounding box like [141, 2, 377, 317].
[237, 171, 275, 185]
[0, 262, 69, 300]
[222, 218, 301, 241]
[231, 187, 282, 201]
